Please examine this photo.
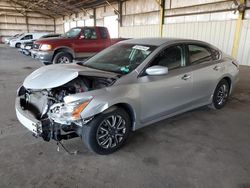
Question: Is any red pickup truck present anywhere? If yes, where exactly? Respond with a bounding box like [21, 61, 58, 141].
[31, 27, 127, 64]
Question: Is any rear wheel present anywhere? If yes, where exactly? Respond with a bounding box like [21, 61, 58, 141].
[82, 107, 131, 155]
[53, 52, 73, 64]
[210, 79, 230, 109]
[15, 43, 21, 48]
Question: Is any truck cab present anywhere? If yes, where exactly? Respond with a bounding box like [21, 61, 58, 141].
[31, 27, 126, 65]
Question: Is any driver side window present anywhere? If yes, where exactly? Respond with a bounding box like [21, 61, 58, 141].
[152, 45, 185, 71]
[21, 35, 33, 40]
[81, 28, 97, 39]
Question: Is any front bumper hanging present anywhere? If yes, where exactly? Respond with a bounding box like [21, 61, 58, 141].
[15, 97, 42, 137]
[15, 97, 81, 141]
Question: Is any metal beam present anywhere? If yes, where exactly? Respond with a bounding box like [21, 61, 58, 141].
[19, 0, 47, 15]
[105, 0, 120, 15]
[80, 8, 94, 18]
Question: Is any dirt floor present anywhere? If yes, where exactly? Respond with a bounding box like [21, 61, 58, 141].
[0, 44, 250, 188]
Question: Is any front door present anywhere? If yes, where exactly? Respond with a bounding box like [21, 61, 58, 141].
[20, 34, 33, 43]
[74, 28, 104, 58]
[138, 45, 194, 124]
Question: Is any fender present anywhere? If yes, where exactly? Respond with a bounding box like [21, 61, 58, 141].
[64, 86, 140, 130]
[53, 46, 76, 58]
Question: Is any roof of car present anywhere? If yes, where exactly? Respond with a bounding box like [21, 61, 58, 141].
[121, 38, 207, 46]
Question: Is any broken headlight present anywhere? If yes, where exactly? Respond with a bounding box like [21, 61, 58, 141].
[48, 100, 91, 123]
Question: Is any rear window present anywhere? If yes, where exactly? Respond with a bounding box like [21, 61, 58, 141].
[188, 45, 212, 65]
[211, 48, 221, 60]
[99, 27, 108, 39]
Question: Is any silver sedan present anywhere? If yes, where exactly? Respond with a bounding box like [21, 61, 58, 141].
[15, 38, 239, 154]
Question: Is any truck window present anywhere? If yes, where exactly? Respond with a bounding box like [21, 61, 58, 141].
[99, 28, 108, 39]
[82, 28, 97, 39]
[64, 28, 81, 38]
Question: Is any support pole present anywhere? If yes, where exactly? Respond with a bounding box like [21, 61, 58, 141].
[118, 0, 123, 27]
[25, 12, 29, 32]
[156, 0, 165, 37]
[118, 0, 123, 38]
[53, 18, 56, 33]
[93, 8, 96, 26]
[232, 0, 245, 58]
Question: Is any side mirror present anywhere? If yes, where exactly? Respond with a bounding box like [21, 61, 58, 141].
[145, 65, 168, 76]
[79, 35, 85, 39]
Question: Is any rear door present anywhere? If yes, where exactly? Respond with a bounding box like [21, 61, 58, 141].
[186, 44, 224, 104]
[139, 44, 194, 124]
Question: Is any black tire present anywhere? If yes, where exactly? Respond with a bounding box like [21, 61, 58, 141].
[82, 107, 131, 155]
[52, 52, 73, 64]
[43, 62, 52, 65]
[210, 79, 230, 109]
[15, 43, 21, 48]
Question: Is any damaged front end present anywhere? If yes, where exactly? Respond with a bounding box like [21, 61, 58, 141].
[16, 74, 116, 142]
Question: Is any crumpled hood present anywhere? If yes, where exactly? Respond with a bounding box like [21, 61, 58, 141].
[23, 64, 118, 90]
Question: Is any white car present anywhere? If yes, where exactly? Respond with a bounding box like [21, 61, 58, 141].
[9, 32, 49, 48]
[4, 34, 23, 44]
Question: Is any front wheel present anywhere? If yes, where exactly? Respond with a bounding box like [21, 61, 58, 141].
[53, 52, 73, 64]
[210, 79, 230, 109]
[82, 107, 131, 155]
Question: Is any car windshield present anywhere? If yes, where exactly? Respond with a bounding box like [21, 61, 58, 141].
[16, 33, 24, 38]
[83, 43, 157, 74]
[63, 28, 81, 38]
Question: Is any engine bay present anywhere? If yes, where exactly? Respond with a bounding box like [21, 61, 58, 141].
[20, 75, 116, 116]
[51, 75, 115, 102]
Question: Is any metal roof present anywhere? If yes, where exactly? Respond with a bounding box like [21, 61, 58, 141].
[3, 0, 118, 18]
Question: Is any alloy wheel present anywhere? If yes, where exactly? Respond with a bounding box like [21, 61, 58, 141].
[216, 84, 228, 105]
[96, 115, 127, 149]
[58, 56, 70, 64]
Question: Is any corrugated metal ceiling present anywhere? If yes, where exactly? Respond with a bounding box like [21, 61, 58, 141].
[4, 0, 119, 18]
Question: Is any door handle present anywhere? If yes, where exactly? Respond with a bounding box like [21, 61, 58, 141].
[182, 74, 191, 80]
[213, 66, 221, 71]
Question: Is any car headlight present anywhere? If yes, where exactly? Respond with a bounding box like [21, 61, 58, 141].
[25, 46, 32, 50]
[49, 100, 91, 122]
[40, 44, 52, 51]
